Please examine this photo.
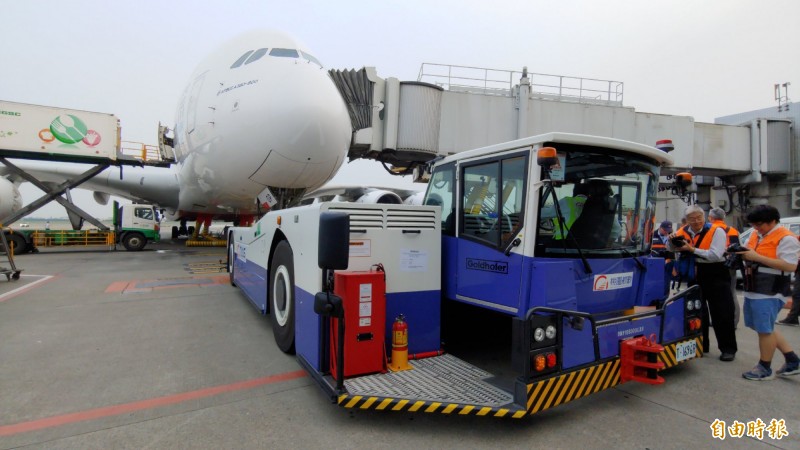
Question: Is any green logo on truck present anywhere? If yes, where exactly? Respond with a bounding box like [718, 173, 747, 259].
[50, 114, 88, 144]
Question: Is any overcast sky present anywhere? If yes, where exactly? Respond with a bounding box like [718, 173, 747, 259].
[3, 0, 798, 218]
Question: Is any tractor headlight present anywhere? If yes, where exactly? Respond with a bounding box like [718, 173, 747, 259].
[694, 300, 702, 310]
[686, 301, 694, 311]
[545, 325, 557, 340]
[534, 327, 545, 342]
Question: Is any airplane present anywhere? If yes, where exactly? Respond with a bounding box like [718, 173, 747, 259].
[0, 30, 354, 238]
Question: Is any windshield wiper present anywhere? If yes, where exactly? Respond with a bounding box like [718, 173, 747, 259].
[600, 246, 646, 270]
[542, 180, 592, 274]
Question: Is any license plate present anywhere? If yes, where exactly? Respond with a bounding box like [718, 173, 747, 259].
[675, 340, 697, 362]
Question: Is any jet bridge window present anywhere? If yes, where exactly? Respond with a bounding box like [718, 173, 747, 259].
[244, 48, 269, 65]
[269, 48, 299, 58]
[230, 50, 254, 69]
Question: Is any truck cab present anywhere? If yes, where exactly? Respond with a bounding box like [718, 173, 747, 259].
[426, 134, 665, 316]
[115, 203, 161, 251]
[421, 133, 701, 394]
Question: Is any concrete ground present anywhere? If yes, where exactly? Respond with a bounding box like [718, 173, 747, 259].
[1, 239, 798, 449]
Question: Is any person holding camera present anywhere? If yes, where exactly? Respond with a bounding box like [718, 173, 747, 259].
[667, 205, 738, 361]
[733, 205, 800, 380]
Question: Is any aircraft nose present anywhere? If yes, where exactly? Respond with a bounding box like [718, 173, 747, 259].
[246, 65, 352, 190]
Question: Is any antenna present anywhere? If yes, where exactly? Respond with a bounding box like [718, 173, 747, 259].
[775, 82, 791, 112]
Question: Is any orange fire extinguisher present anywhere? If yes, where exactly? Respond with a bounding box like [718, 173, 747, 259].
[388, 314, 413, 372]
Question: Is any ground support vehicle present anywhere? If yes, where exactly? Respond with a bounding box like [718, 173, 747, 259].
[2, 203, 160, 254]
[228, 132, 703, 418]
[0, 230, 22, 280]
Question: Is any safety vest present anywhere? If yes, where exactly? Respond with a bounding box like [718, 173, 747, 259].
[746, 226, 795, 259]
[711, 219, 739, 245]
[553, 195, 586, 240]
[745, 226, 796, 296]
[675, 222, 721, 251]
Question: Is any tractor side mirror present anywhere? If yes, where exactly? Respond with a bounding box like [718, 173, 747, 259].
[318, 212, 350, 270]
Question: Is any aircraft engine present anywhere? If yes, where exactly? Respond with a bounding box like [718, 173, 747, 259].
[0, 177, 22, 219]
[354, 190, 403, 204]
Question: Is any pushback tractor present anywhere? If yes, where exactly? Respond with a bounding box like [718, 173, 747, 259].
[227, 132, 702, 419]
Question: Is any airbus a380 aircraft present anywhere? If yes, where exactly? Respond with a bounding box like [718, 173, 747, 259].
[0, 30, 352, 232]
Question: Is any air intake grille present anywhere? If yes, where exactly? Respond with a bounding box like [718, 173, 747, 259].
[327, 206, 437, 230]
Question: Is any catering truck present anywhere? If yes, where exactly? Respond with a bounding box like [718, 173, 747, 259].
[0, 100, 123, 163]
[3, 202, 160, 254]
[227, 132, 703, 418]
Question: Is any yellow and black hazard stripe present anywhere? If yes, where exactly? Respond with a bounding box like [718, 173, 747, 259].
[659, 336, 703, 369]
[338, 337, 703, 419]
[337, 395, 529, 418]
[526, 359, 620, 414]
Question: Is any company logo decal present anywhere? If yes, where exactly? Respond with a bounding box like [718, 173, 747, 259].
[466, 258, 508, 274]
[593, 272, 634, 291]
[38, 114, 103, 147]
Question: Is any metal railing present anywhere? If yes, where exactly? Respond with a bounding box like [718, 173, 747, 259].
[120, 141, 163, 163]
[31, 230, 115, 248]
[417, 63, 623, 105]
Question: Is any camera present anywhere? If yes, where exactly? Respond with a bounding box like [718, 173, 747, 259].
[726, 243, 748, 254]
[724, 243, 748, 270]
[670, 236, 686, 247]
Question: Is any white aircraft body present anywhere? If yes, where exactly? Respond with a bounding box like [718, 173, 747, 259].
[0, 30, 352, 226]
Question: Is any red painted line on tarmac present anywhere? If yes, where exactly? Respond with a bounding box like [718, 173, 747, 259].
[104, 280, 131, 293]
[104, 275, 229, 294]
[0, 369, 308, 437]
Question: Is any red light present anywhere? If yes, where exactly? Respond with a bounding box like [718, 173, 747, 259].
[546, 352, 557, 368]
[534, 355, 546, 371]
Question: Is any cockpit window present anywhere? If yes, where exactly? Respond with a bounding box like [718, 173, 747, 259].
[300, 51, 323, 67]
[230, 50, 254, 69]
[244, 48, 268, 65]
[269, 48, 299, 58]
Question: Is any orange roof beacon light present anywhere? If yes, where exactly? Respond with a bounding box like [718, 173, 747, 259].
[675, 172, 693, 189]
[537, 147, 559, 168]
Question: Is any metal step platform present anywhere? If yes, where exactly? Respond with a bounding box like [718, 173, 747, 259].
[343, 353, 514, 407]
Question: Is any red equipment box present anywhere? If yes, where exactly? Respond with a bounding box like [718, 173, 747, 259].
[330, 271, 386, 379]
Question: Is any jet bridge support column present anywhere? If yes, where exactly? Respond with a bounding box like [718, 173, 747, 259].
[0, 157, 111, 230]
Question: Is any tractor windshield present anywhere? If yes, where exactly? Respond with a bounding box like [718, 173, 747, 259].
[535, 144, 660, 258]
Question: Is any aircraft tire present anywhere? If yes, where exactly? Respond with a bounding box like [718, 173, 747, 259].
[269, 240, 296, 354]
[172, 226, 179, 239]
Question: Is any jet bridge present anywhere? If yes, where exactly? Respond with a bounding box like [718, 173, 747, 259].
[329, 65, 797, 226]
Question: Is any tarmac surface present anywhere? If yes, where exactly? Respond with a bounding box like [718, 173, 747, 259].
[1, 238, 799, 449]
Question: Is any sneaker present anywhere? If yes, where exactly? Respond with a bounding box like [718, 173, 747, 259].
[742, 364, 775, 381]
[776, 318, 800, 327]
[776, 360, 800, 377]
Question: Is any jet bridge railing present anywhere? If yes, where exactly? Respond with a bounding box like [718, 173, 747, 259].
[417, 63, 624, 105]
